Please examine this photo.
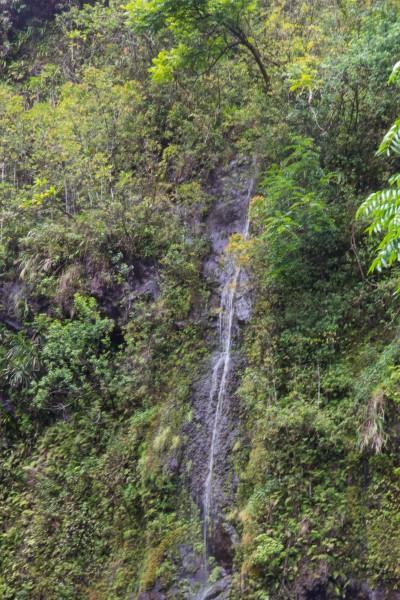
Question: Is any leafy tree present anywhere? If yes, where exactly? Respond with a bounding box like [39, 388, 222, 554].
[30, 295, 114, 415]
[251, 137, 338, 288]
[124, 0, 270, 90]
[357, 61, 400, 272]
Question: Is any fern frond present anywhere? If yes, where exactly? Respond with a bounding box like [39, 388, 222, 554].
[388, 60, 400, 85]
[377, 119, 400, 156]
[358, 64, 400, 273]
[357, 188, 400, 220]
[388, 173, 400, 187]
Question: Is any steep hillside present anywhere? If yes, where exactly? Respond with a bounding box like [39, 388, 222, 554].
[1, 1, 400, 599]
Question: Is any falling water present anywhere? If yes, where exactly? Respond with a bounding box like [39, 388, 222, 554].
[197, 178, 254, 598]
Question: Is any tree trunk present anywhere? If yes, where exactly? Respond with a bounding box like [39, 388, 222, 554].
[224, 22, 270, 92]
[241, 38, 271, 92]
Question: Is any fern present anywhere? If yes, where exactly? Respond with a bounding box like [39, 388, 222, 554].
[377, 118, 400, 156]
[357, 61, 400, 273]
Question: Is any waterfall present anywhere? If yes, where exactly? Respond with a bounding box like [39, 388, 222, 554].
[197, 177, 254, 598]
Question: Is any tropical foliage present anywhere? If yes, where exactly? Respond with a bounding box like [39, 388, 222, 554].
[0, 1, 400, 599]
[357, 61, 400, 272]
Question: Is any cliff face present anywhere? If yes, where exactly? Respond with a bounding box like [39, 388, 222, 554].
[136, 159, 255, 600]
[0, 0, 83, 58]
[1, 2, 400, 599]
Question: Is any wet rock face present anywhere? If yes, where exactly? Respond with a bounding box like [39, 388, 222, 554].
[208, 519, 238, 569]
[137, 582, 166, 600]
[89, 259, 159, 315]
[235, 270, 252, 323]
[203, 157, 254, 280]
[200, 575, 231, 600]
[294, 563, 330, 600]
[126, 261, 159, 303]
[0, 281, 26, 331]
[344, 583, 400, 600]
[294, 575, 400, 600]
[142, 159, 256, 600]
[184, 158, 255, 574]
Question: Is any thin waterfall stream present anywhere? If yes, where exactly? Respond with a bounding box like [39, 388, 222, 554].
[197, 177, 254, 599]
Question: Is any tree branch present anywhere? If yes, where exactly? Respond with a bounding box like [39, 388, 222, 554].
[223, 22, 270, 91]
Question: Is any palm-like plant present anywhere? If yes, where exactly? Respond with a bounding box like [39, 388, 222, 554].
[4, 332, 40, 390]
[357, 61, 400, 272]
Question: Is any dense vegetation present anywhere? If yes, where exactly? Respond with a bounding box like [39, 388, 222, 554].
[0, 1, 400, 598]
